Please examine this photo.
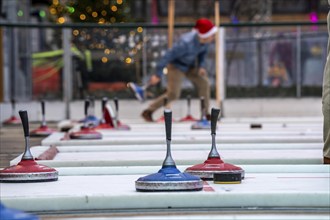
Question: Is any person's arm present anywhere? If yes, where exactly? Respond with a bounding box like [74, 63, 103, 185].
[197, 46, 208, 76]
[198, 46, 208, 68]
[155, 41, 188, 78]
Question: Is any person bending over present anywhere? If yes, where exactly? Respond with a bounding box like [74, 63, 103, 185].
[141, 18, 217, 122]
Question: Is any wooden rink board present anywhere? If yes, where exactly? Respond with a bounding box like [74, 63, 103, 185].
[32, 120, 324, 167]
[23, 142, 325, 153]
[215, 117, 323, 123]
[34, 164, 330, 176]
[96, 129, 322, 137]
[1, 171, 329, 212]
[83, 121, 323, 132]
[10, 146, 323, 167]
[42, 132, 322, 146]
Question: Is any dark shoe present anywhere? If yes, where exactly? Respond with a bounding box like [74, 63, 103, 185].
[141, 110, 153, 122]
[324, 157, 330, 164]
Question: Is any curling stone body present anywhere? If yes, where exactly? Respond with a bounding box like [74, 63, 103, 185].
[135, 109, 203, 192]
[0, 110, 58, 183]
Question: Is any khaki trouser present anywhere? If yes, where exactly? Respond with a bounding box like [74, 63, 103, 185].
[323, 11, 330, 159]
[148, 64, 210, 114]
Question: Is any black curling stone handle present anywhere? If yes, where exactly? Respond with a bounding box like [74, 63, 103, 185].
[84, 99, 90, 116]
[41, 100, 45, 116]
[164, 109, 172, 141]
[114, 97, 119, 112]
[19, 110, 29, 137]
[187, 95, 191, 108]
[102, 97, 108, 110]
[211, 108, 221, 135]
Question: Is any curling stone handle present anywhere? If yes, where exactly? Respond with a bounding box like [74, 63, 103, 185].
[19, 110, 33, 160]
[101, 97, 107, 123]
[102, 97, 107, 111]
[113, 97, 119, 128]
[11, 98, 16, 110]
[187, 95, 191, 114]
[211, 108, 221, 135]
[84, 99, 90, 117]
[164, 109, 172, 141]
[41, 100, 45, 116]
[19, 110, 29, 137]
[10, 99, 16, 116]
[187, 95, 191, 108]
[200, 96, 206, 119]
[114, 97, 119, 112]
[41, 100, 47, 126]
[162, 109, 176, 167]
[208, 108, 221, 158]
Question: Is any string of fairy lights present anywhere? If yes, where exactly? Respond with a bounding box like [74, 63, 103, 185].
[46, 0, 170, 69]
[49, 0, 128, 24]
[15, 0, 149, 68]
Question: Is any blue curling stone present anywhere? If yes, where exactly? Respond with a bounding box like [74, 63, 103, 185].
[0, 202, 39, 220]
[191, 119, 210, 130]
[135, 166, 203, 191]
[80, 115, 100, 127]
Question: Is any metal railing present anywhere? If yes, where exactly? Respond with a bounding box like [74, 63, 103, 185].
[0, 21, 327, 104]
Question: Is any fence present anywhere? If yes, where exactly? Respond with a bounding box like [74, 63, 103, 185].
[0, 21, 327, 103]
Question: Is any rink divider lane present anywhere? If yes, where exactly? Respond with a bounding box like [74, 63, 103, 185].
[9, 148, 323, 167]
[41, 132, 322, 146]
[1, 172, 329, 212]
[54, 165, 329, 176]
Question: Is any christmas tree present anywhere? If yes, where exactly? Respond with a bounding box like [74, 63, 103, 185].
[49, 0, 132, 23]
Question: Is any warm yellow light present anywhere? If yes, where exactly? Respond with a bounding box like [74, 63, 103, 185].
[103, 0, 110, 5]
[110, 17, 116, 23]
[99, 18, 105, 23]
[73, 30, 79, 36]
[57, 5, 63, 12]
[49, 8, 57, 15]
[92, 12, 98, 17]
[58, 17, 65, 24]
[125, 57, 132, 64]
[111, 5, 118, 12]
[80, 14, 86, 20]
[117, 0, 123, 4]
[53, 0, 59, 5]
[137, 27, 143, 33]
[101, 10, 107, 16]
[104, 49, 111, 54]
[102, 57, 108, 63]
[86, 6, 92, 13]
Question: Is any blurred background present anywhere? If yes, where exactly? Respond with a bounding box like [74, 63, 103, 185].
[0, 0, 328, 103]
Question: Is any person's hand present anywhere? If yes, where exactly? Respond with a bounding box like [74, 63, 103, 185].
[149, 74, 161, 85]
[198, 67, 207, 76]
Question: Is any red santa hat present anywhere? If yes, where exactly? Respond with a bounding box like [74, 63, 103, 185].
[194, 18, 218, 38]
